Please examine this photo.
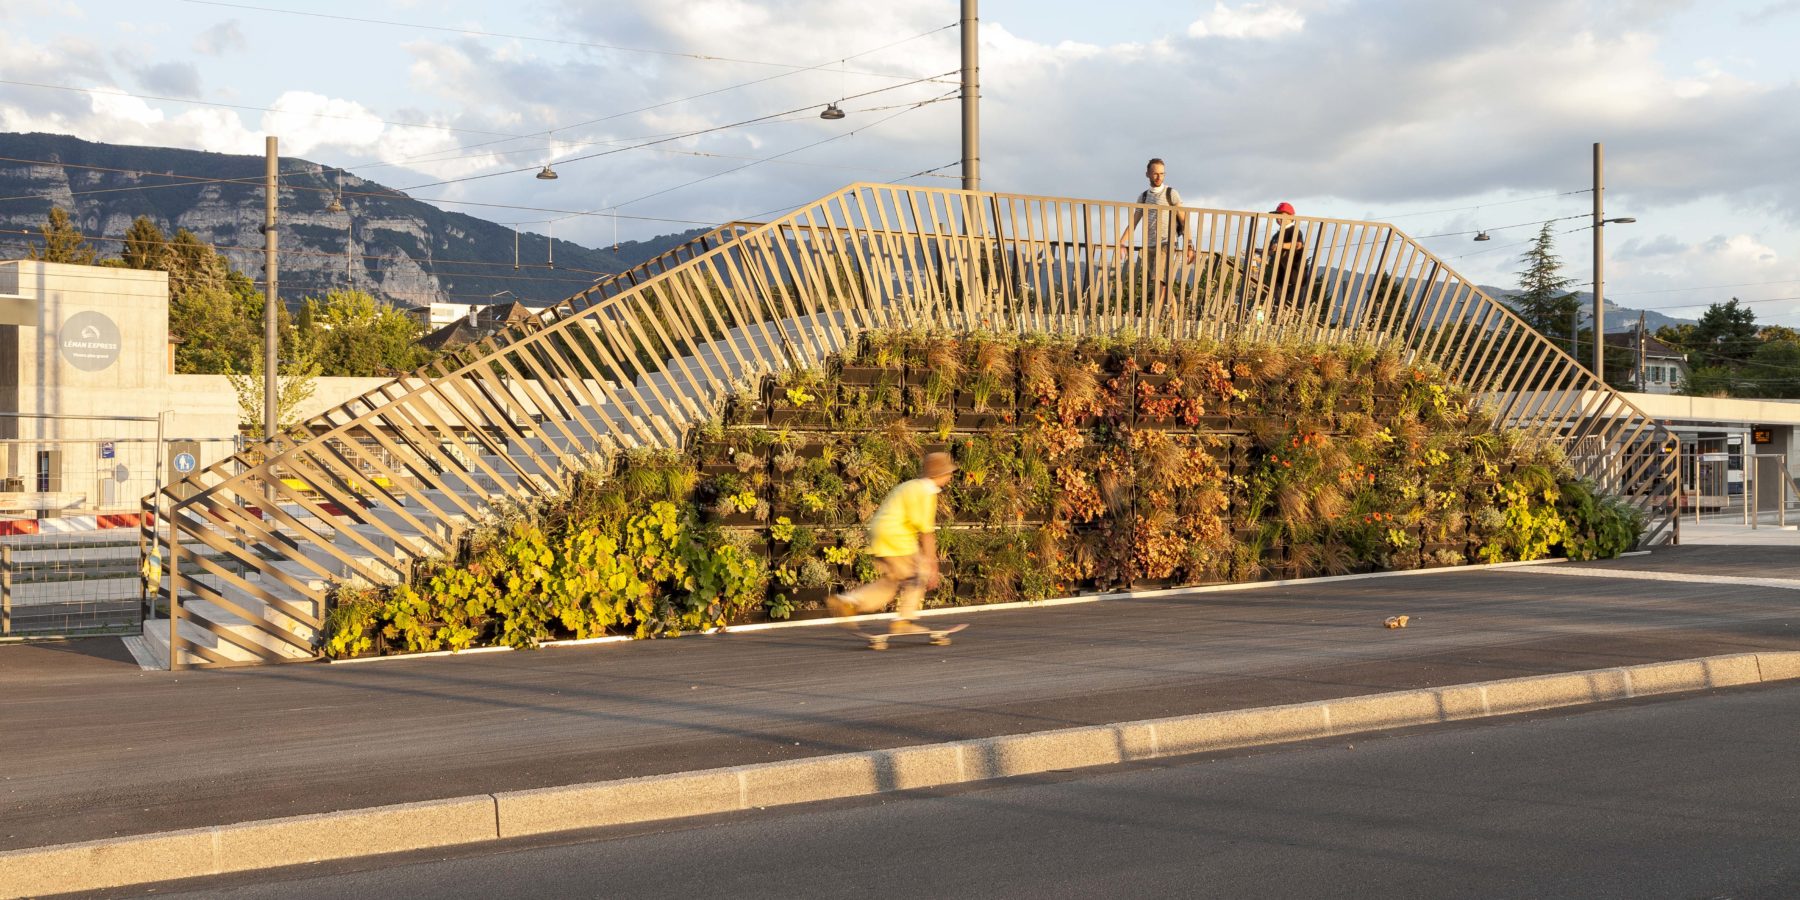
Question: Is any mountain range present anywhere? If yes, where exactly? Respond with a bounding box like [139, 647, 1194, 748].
[0, 132, 706, 309]
[1479, 286, 1694, 334]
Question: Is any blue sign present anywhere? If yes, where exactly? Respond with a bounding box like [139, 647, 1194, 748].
[99, 441, 115, 459]
[173, 452, 197, 473]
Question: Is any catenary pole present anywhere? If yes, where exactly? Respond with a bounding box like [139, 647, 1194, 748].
[961, 0, 979, 192]
[1592, 141, 1604, 377]
[263, 136, 279, 446]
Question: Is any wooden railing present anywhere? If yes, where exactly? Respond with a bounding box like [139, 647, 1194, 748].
[144, 184, 1678, 667]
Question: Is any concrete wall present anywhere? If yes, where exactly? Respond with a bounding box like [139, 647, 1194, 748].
[0, 261, 411, 509]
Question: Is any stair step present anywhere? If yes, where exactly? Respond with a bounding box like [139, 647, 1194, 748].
[141, 610, 315, 668]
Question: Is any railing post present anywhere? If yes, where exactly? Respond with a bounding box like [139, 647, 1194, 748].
[167, 507, 182, 671]
[1, 546, 11, 636]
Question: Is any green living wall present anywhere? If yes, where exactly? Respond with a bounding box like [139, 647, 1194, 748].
[323, 330, 1642, 659]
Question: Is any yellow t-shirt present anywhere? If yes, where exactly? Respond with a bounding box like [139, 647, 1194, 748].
[866, 477, 940, 558]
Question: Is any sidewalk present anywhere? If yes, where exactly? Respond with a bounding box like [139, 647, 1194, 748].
[1677, 520, 1800, 546]
[4, 547, 1799, 854]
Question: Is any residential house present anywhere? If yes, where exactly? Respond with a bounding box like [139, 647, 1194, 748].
[1605, 331, 1688, 395]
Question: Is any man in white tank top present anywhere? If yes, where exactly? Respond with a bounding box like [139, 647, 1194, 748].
[1114, 158, 1191, 316]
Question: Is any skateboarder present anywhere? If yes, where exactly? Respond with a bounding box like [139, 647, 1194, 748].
[827, 451, 956, 634]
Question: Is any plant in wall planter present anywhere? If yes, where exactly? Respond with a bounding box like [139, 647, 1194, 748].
[768, 368, 835, 429]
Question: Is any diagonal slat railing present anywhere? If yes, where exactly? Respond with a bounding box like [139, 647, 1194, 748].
[146, 184, 1677, 668]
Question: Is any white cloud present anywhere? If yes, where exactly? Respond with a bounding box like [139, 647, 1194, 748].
[1187, 2, 1306, 39]
[193, 20, 247, 57]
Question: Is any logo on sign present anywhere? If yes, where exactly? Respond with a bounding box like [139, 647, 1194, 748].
[100, 441, 115, 459]
[174, 452, 197, 473]
[58, 311, 122, 372]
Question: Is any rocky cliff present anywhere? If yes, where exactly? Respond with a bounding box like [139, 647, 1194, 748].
[0, 132, 707, 309]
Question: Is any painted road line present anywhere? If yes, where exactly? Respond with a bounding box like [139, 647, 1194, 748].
[1512, 567, 1800, 591]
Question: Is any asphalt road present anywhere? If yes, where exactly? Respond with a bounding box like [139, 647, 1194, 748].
[125, 680, 1800, 899]
[5, 547, 1799, 852]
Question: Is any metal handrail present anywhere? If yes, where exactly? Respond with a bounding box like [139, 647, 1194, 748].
[145, 183, 1678, 667]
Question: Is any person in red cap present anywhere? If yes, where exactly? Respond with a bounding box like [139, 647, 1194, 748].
[828, 451, 957, 634]
[1259, 202, 1312, 316]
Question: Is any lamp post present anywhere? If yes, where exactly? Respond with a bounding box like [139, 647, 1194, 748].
[1591, 142, 1636, 378]
[961, 0, 979, 191]
[263, 136, 278, 448]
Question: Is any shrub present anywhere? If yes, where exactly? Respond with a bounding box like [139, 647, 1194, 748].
[1557, 479, 1644, 560]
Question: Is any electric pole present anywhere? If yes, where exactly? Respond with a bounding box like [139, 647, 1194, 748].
[1590, 142, 1637, 382]
[263, 136, 279, 447]
[961, 0, 979, 192]
[1636, 310, 1647, 391]
[1592, 142, 1605, 378]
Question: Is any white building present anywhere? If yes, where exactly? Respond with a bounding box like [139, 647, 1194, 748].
[0, 260, 412, 520]
[1605, 331, 1689, 395]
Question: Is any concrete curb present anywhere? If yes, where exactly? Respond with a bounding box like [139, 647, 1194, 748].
[7, 648, 1788, 898]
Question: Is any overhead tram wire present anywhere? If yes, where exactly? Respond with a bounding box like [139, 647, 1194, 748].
[363, 97, 970, 174]
[0, 24, 956, 183]
[358, 23, 959, 175]
[0, 72, 957, 209]
[0, 89, 956, 215]
[1610, 278, 1800, 297]
[390, 70, 960, 193]
[741, 161, 964, 222]
[0, 105, 960, 209]
[1372, 189, 1592, 221]
[0, 79, 524, 139]
[0, 228, 619, 283]
[555, 92, 957, 225]
[185, 0, 942, 80]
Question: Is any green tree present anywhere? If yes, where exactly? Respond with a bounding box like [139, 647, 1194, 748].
[1747, 339, 1800, 399]
[306, 290, 433, 376]
[164, 228, 230, 299]
[1679, 364, 1736, 397]
[121, 216, 169, 271]
[1654, 323, 1695, 351]
[1759, 325, 1800, 344]
[227, 342, 322, 441]
[27, 207, 98, 265]
[1686, 298, 1759, 368]
[1513, 223, 1580, 352]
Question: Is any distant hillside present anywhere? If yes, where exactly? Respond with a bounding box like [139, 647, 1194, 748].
[1479, 286, 1694, 334]
[0, 132, 709, 309]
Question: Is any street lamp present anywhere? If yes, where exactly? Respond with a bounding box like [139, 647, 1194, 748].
[1591, 142, 1636, 377]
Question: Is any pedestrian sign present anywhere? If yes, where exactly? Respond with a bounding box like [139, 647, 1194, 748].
[174, 451, 197, 473]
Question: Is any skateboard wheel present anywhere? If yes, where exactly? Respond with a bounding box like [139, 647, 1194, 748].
[930, 637, 951, 646]
[869, 639, 888, 650]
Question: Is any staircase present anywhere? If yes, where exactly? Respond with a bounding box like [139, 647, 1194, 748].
[142, 184, 1680, 668]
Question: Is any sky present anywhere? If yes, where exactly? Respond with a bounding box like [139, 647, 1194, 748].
[3, 0, 1800, 323]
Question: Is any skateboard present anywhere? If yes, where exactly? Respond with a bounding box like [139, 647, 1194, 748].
[851, 622, 968, 650]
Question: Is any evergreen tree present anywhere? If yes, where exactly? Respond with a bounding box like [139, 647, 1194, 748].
[164, 228, 229, 299]
[1748, 338, 1800, 399]
[121, 216, 169, 271]
[26, 207, 98, 265]
[1687, 298, 1758, 368]
[1512, 223, 1580, 352]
